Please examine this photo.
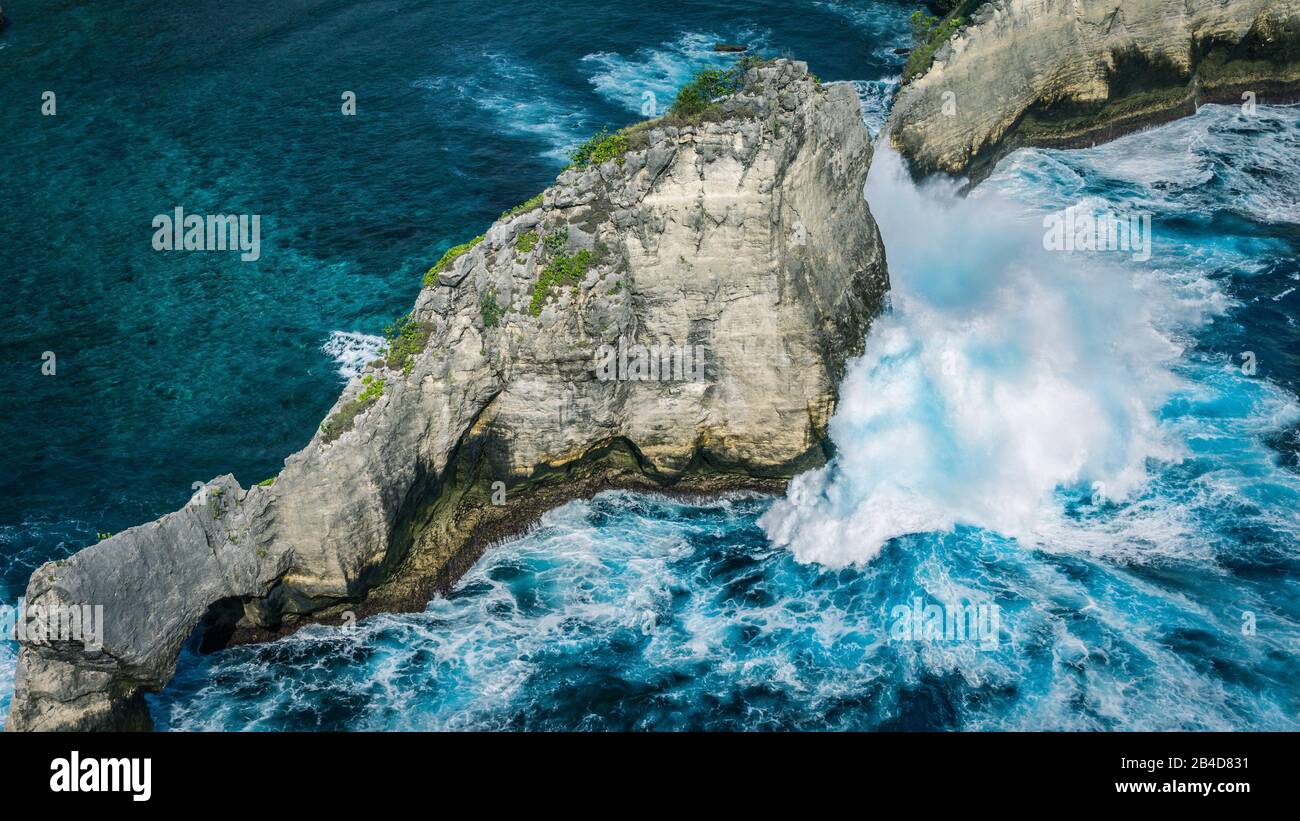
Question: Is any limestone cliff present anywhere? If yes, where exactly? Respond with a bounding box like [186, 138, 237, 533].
[890, 0, 1300, 181]
[6, 60, 889, 731]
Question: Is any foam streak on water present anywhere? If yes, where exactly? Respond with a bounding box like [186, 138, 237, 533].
[414, 52, 596, 161]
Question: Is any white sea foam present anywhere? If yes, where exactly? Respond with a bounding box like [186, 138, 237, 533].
[582, 29, 770, 116]
[998, 104, 1300, 226]
[852, 77, 898, 136]
[154, 484, 1300, 731]
[761, 146, 1204, 566]
[157, 495, 712, 731]
[322, 331, 385, 380]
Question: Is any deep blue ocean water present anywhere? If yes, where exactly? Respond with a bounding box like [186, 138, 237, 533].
[2, 1, 1297, 729]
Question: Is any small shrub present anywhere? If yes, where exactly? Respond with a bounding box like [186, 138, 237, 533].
[530, 249, 592, 316]
[358, 374, 385, 403]
[903, 3, 975, 81]
[735, 54, 769, 74]
[671, 68, 742, 118]
[320, 375, 385, 443]
[568, 128, 630, 169]
[543, 227, 568, 255]
[660, 58, 773, 125]
[480, 289, 503, 328]
[909, 10, 940, 40]
[516, 229, 538, 254]
[256, 477, 276, 487]
[382, 313, 434, 373]
[423, 235, 484, 286]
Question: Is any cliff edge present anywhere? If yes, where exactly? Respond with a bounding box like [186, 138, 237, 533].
[889, 0, 1300, 182]
[6, 60, 889, 731]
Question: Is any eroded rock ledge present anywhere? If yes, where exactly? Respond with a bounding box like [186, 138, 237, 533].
[890, 0, 1300, 182]
[6, 60, 889, 731]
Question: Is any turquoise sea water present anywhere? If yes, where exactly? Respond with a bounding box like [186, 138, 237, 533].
[2, 1, 1297, 729]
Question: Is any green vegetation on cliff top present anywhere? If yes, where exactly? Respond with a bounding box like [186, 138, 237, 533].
[320, 374, 385, 443]
[382, 313, 434, 375]
[904, 1, 978, 81]
[423, 235, 484, 286]
[426, 58, 788, 321]
[565, 56, 775, 171]
[501, 192, 543, 220]
[568, 128, 631, 169]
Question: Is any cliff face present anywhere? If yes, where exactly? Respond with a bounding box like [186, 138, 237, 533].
[6, 60, 889, 731]
[890, 0, 1300, 181]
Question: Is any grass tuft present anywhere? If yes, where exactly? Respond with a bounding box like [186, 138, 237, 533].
[480, 289, 503, 328]
[320, 374, 386, 443]
[423, 235, 484, 286]
[501, 193, 543, 220]
[516, 229, 538, 254]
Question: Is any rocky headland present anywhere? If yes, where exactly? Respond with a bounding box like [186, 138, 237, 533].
[6, 59, 889, 731]
[15, 0, 1300, 733]
[890, 0, 1300, 182]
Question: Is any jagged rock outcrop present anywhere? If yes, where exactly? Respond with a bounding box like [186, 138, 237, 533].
[890, 0, 1300, 181]
[6, 59, 889, 731]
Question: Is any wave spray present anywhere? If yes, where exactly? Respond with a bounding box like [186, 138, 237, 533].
[761, 146, 1190, 566]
